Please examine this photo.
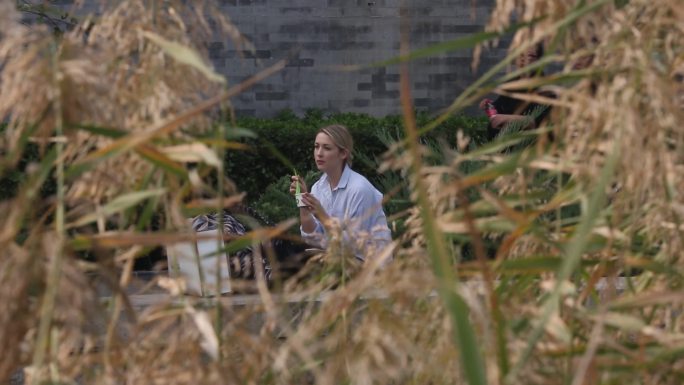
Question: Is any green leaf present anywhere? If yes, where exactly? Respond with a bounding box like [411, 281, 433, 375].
[70, 123, 127, 138]
[507, 140, 619, 382]
[607, 290, 684, 311]
[401, 71, 489, 385]
[65, 122, 187, 179]
[143, 31, 226, 84]
[136, 145, 188, 179]
[498, 256, 599, 273]
[460, 130, 544, 159]
[262, 139, 297, 171]
[598, 312, 646, 332]
[161, 143, 222, 168]
[293, 168, 300, 195]
[223, 126, 258, 140]
[68, 188, 167, 228]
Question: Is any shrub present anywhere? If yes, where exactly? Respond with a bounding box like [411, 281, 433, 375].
[253, 170, 320, 230]
[226, 109, 488, 204]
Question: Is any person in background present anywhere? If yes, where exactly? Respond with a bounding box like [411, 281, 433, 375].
[479, 42, 553, 141]
[289, 124, 392, 262]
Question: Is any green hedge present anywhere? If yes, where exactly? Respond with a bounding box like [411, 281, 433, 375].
[227, 109, 489, 205]
[0, 112, 490, 230]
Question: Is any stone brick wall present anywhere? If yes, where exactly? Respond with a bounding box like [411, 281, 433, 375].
[43, 0, 510, 117]
[216, 0, 507, 117]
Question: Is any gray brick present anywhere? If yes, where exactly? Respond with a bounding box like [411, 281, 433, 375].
[372, 90, 400, 99]
[442, 25, 482, 34]
[425, 57, 472, 66]
[235, 109, 256, 117]
[412, 22, 443, 34]
[357, 83, 372, 91]
[251, 83, 275, 92]
[399, 7, 433, 17]
[280, 7, 314, 14]
[242, 50, 271, 59]
[384, 74, 400, 82]
[352, 98, 371, 107]
[208, 42, 225, 50]
[327, 0, 348, 6]
[413, 98, 431, 107]
[286, 58, 315, 67]
[209, 49, 237, 60]
[255, 92, 289, 101]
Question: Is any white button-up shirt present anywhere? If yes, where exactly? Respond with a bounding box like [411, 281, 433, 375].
[301, 165, 392, 261]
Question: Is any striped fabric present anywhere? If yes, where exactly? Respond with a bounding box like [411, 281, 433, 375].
[191, 211, 273, 281]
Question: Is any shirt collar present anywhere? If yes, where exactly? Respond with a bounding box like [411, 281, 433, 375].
[337, 164, 351, 190]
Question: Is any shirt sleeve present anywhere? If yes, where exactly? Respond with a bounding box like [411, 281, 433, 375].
[300, 181, 327, 248]
[300, 214, 325, 247]
[343, 185, 392, 259]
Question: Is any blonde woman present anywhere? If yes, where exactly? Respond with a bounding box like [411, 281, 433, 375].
[289, 124, 392, 261]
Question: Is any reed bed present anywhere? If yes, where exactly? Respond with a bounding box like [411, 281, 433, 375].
[0, 0, 683, 384]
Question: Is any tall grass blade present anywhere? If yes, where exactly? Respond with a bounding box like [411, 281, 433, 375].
[398, 25, 488, 385]
[143, 31, 226, 84]
[31, 42, 66, 382]
[506, 145, 619, 383]
[67, 189, 167, 228]
[73, 59, 287, 167]
[161, 143, 222, 168]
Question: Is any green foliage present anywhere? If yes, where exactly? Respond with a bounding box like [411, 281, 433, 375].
[495, 104, 551, 152]
[253, 170, 320, 229]
[226, 109, 488, 204]
[0, 124, 56, 201]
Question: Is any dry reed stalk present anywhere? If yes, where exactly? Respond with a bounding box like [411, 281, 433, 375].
[1, 0, 684, 384]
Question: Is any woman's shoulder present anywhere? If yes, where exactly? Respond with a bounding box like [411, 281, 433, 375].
[346, 169, 381, 195]
[310, 173, 327, 191]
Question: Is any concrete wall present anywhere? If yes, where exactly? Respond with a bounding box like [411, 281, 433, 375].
[44, 0, 509, 117]
[215, 0, 506, 117]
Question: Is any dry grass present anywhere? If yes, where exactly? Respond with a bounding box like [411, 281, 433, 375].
[0, 0, 683, 384]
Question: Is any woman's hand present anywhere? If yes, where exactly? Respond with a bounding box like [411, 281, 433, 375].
[479, 98, 489, 110]
[300, 192, 330, 223]
[289, 175, 308, 195]
[296, 191, 331, 234]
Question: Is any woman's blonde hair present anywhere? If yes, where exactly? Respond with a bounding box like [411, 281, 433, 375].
[318, 124, 354, 167]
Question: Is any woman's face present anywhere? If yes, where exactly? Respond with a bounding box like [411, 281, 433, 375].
[314, 132, 347, 174]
